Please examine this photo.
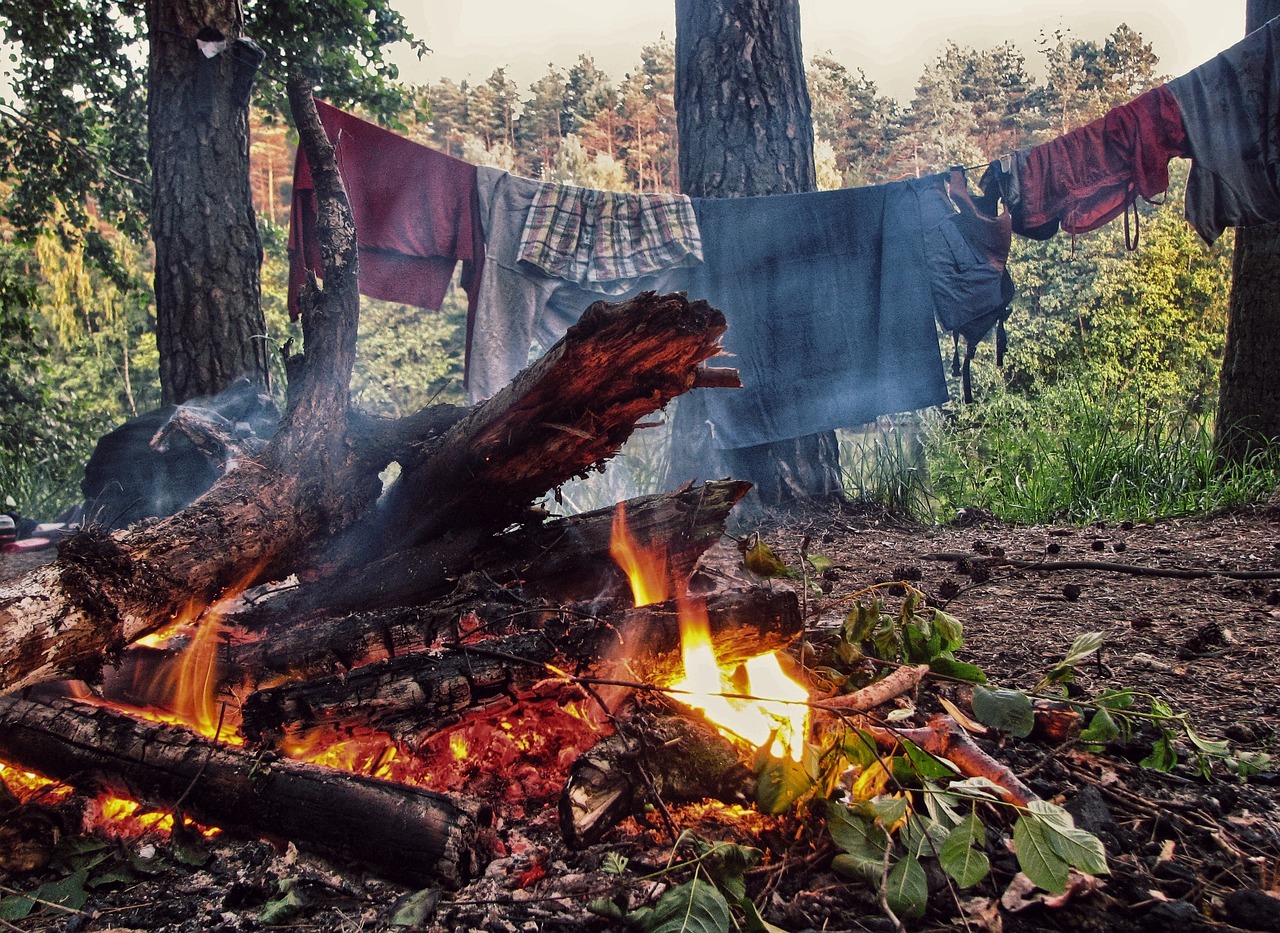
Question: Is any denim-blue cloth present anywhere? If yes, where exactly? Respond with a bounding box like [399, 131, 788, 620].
[689, 178, 951, 450]
[1169, 15, 1280, 244]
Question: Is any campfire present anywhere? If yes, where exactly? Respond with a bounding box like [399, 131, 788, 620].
[0, 484, 811, 886]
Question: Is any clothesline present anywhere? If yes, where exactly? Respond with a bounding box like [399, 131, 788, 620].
[287, 15, 1280, 453]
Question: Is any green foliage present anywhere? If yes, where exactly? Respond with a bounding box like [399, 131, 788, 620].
[831, 586, 983, 686]
[350, 289, 468, 416]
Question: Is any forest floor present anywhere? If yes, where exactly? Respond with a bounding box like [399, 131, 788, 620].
[2, 502, 1279, 933]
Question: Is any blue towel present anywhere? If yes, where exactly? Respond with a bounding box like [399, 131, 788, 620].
[690, 177, 951, 449]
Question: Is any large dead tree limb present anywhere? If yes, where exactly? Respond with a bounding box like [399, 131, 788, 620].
[256, 479, 748, 624]
[0, 696, 489, 887]
[0, 138, 734, 695]
[373, 291, 730, 554]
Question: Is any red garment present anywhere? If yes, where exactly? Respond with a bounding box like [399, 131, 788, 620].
[287, 100, 482, 322]
[1018, 84, 1190, 236]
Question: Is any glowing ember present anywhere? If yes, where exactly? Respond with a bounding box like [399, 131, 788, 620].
[450, 734, 469, 760]
[610, 501, 668, 606]
[668, 595, 810, 762]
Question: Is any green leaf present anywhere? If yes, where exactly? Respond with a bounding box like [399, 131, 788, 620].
[866, 794, 908, 829]
[602, 851, 630, 875]
[841, 730, 881, 770]
[1060, 631, 1105, 668]
[0, 895, 35, 921]
[646, 877, 732, 933]
[885, 856, 929, 919]
[1013, 816, 1070, 894]
[259, 878, 307, 925]
[1141, 734, 1178, 772]
[1079, 708, 1120, 746]
[806, 553, 833, 573]
[1185, 726, 1230, 758]
[945, 776, 1005, 801]
[1045, 826, 1109, 876]
[390, 888, 441, 927]
[1228, 751, 1273, 779]
[587, 897, 628, 921]
[899, 738, 958, 782]
[843, 602, 880, 645]
[931, 609, 965, 653]
[704, 843, 760, 905]
[940, 816, 990, 888]
[827, 807, 887, 882]
[756, 755, 814, 814]
[1094, 688, 1135, 711]
[928, 654, 988, 684]
[972, 686, 1035, 737]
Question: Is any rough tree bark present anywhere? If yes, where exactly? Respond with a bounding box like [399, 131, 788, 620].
[0, 696, 489, 887]
[1214, 0, 1280, 463]
[147, 0, 271, 405]
[667, 0, 845, 507]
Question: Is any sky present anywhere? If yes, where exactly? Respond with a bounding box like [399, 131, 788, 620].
[392, 1, 1247, 103]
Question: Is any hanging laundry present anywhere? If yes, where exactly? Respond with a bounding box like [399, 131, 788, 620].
[517, 183, 702, 292]
[287, 100, 483, 323]
[688, 176, 954, 451]
[925, 169, 1015, 404]
[1168, 15, 1280, 244]
[987, 85, 1189, 242]
[467, 168, 698, 402]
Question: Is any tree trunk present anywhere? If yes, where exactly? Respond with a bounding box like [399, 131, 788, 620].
[147, 0, 271, 405]
[668, 0, 844, 507]
[1214, 0, 1280, 463]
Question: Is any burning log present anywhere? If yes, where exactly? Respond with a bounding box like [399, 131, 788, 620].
[239, 586, 802, 745]
[560, 698, 756, 848]
[243, 479, 750, 624]
[0, 695, 490, 887]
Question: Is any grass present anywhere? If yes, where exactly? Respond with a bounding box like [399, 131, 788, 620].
[921, 385, 1280, 525]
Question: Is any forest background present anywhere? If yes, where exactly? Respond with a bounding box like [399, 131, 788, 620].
[2, 21, 1271, 525]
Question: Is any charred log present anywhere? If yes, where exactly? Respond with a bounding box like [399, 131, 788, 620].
[0, 695, 490, 887]
[240, 586, 801, 744]
[560, 698, 756, 848]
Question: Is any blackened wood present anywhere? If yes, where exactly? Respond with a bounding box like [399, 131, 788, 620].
[375, 292, 728, 553]
[560, 699, 756, 848]
[226, 480, 750, 683]
[239, 587, 801, 745]
[0, 696, 488, 887]
[0, 83, 374, 695]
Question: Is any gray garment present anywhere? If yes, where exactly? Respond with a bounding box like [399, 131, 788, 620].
[1169, 15, 1280, 244]
[469, 167, 692, 402]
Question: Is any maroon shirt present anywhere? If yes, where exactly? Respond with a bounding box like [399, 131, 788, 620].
[1018, 85, 1189, 236]
[287, 100, 483, 322]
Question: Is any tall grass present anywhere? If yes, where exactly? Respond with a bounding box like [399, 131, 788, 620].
[922, 383, 1280, 524]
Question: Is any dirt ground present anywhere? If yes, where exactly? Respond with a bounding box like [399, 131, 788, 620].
[2, 503, 1279, 933]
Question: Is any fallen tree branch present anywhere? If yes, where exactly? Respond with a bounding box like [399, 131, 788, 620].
[863, 714, 1038, 808]
[924, 552, 1280, 581]
[815, 664, 929, 714]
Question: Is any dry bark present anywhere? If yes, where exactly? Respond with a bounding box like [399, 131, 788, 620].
[0, 695, 490, 887]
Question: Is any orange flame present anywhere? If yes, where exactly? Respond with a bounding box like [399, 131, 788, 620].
[610, 501, 668, 606]
[668, 595, 810, 762]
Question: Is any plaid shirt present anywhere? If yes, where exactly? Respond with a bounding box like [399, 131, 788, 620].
[516, 183, 703, 293]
